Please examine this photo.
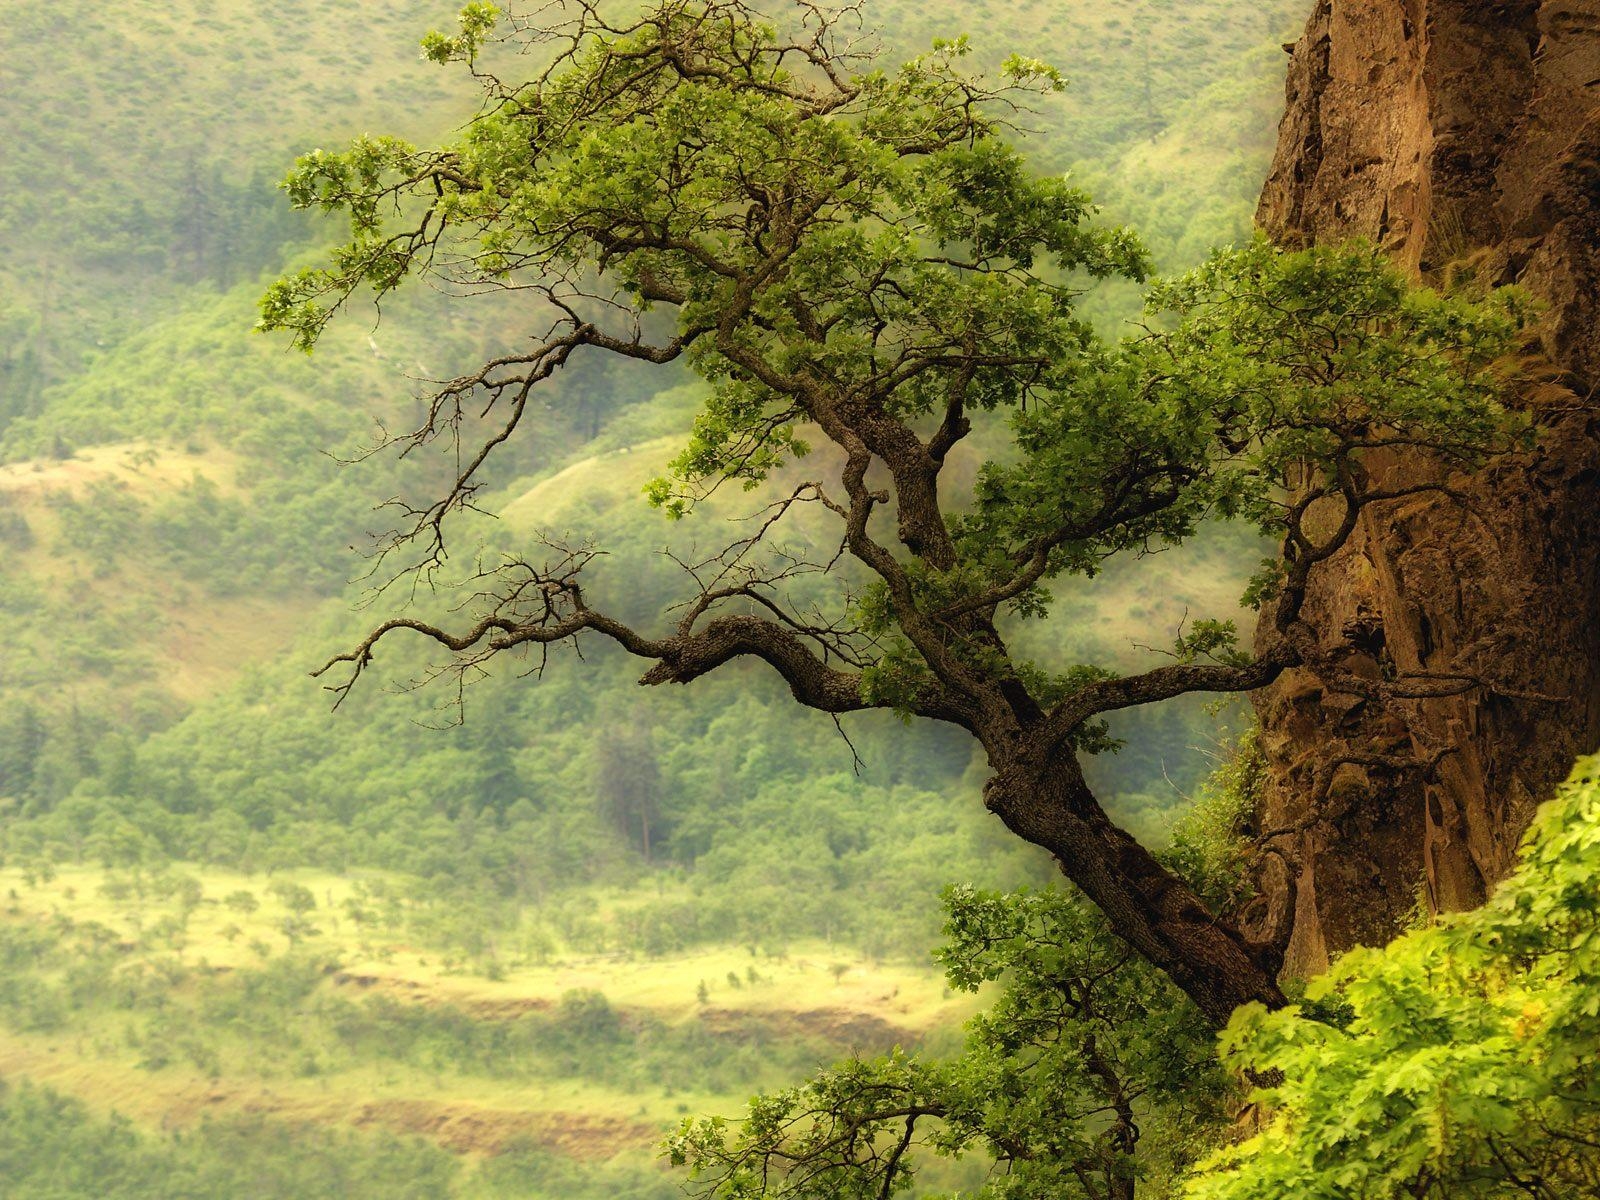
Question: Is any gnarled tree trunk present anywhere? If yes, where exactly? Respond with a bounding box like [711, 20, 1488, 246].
[1248, 0, 1600, 975]
[984, 755, 1284, 1028]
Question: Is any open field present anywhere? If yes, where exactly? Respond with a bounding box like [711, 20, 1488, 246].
[0, 861, 977, 1164]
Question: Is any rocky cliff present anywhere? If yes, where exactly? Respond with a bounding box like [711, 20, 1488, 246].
[1249, 0, 1600, 975]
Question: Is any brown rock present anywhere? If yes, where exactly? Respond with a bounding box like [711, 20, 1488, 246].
[1250, 0, 1600, 976]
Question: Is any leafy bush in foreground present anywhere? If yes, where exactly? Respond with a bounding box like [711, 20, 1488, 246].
[1193, 757, 1600, 1199]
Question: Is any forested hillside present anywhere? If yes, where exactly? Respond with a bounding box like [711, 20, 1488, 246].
[0, 1, 1307, 1195]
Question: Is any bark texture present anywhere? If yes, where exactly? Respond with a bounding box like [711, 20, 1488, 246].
[984, 756, 1284, 1030]
[1250, 0, 1600, 975]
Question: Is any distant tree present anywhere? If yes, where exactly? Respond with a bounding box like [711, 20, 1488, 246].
[0, 700, 45, 803]
[0, 297, 45, 427]
[342, 896, 372, 927]
[86, 814, 149, 870]
[171, 874, 204, 917]
[594, 720, 663, 863]
[0, 506, 34, 552]
[268, 880, 316, 917]
[264, 0, 1530, 1025]
[278, 914, 320, 948]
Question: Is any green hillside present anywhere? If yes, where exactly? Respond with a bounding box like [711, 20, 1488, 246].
[0, 0, 479, 406]
[0, 0, 1309, 1195]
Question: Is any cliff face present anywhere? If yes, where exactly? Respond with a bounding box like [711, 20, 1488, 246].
[1250, 0, 1600, 975]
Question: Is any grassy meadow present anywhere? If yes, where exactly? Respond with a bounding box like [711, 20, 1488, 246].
[0, 857, 981, 1193]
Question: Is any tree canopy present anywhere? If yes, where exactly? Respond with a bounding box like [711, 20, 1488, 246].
[262, 0, 1531, 1024]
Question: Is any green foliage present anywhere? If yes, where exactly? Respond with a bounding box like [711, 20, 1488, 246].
[1170, 620, 1248, 667]
[1144, 240, 1533, 474]
[0, 3, 1391, 1196]
[422, 3, 504, 65]
[955, 238, 1531, 607]
[269, 880, 317, 915]
[262, 0, 1151, 488]
[1189, 758, 1600, 1199]
[1164, 726, 1264, 912]
[0, 0, 471, 402]
[0, 1074, 677, 1200]
[670, 885, 1227, 1199]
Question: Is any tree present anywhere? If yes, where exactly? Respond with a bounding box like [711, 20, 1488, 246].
[0, 702, 46, 803]
[268, 880, 316, 917]
[262, 0, 1530, 1026]
[594, 718, 663, 862]
[671, 885, 1227, 1200]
